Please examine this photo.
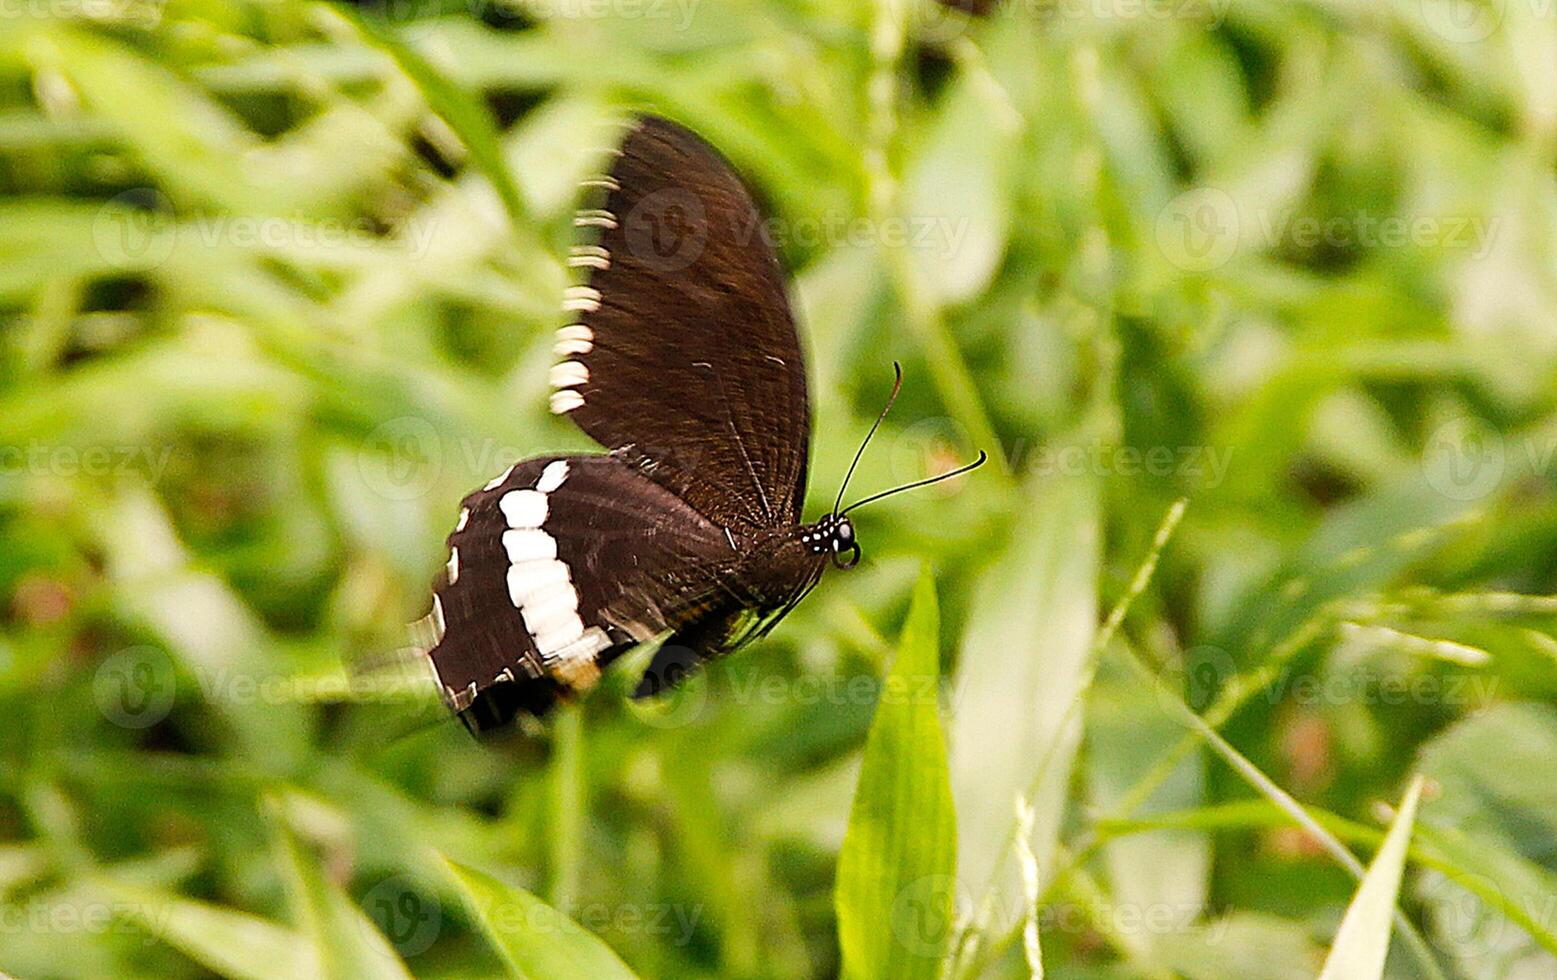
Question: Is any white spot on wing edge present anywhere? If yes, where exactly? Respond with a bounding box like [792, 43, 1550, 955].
[526, 579, 577, 612]
[431, 594, 446, 639]
[551, 390, 585, 414]
[446, 681, 477, 712]
[455, 507, 470, 532]
[567, 244, 611, 270]
[523, 590, 579, 634]
[523, 595, 579, 635]
[499, 488, 548, 528]
[446, 547, 459, 584]
[562, 286, 601, 313]
[483, 463, 515, 491]
[574, 209, 617, 229]
[556, 625, 612, 662]
[536, 460, 570, 493]
[550, 361, 589, 388]
[553, 324, 594, 357]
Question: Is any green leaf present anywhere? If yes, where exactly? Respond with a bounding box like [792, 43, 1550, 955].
[443, 858, 639, 980]
[948, 469, 1100, 941]
[98, 881, 315, 980]
[26, 27, 273, 215]
[1417, 701, 1557, 860]
[899, 38, 1021, 305]
[269, 798, 415, 980]
[1316, 776, 1425, 980]
[1116, 648, 1446, 980]
[835, 568, 956, 980]
[1414, 702, 1557, 967]
[1086, 657, 1210, 960]
[1150, 913, 1323, 980]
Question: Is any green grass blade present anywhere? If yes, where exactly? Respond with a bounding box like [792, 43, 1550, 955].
[268, 797, 415, 980]
[1096, 797, 1557, 960]
[331, 5, 529, 230]
[835, 568, 956, 980]
[948, 470, 1100, 948]
[1120, 647, 1446, 980]
[443, 857, 639, 980]
[1013, 797, 1044, 979]
[1317, 777, 1425, 980]
[98, 880, 315, 980]
[547, 706, 584, 911]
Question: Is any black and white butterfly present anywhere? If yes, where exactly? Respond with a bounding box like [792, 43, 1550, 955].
[422, 115, 983, 733]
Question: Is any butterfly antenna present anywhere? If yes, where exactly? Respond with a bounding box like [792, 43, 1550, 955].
[841, 450, 988, 516]
[833, 362, 904, 517]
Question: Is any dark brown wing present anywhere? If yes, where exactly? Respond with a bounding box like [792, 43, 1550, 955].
[426, 454, 750, 732]
[548, 115, 811, 532]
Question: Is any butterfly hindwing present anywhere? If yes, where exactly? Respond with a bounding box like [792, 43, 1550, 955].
[550, 115, 811, 532]
[428, 454, 746, 731]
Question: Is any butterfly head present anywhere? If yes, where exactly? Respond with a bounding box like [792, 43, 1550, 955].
[803, 514, 860, 570]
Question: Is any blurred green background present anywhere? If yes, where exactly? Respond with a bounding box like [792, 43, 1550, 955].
[2, 0, 1556, 977]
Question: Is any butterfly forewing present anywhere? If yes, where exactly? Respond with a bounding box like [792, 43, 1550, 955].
[551, 116, 811, 531]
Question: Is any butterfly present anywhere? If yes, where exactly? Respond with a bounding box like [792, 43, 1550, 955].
[422, 115, 984, 733]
